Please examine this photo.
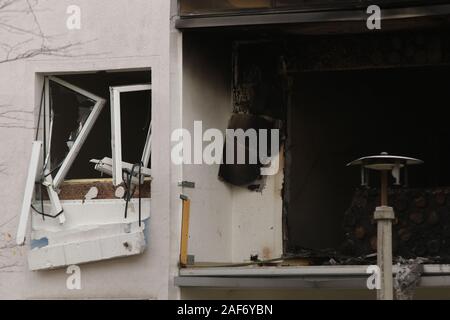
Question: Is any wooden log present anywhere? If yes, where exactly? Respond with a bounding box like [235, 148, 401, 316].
[342, 187, 450, 261]
[427, 211, 439, 225]
[435, 191, 446, 206]
[354, 226, 366, 240]
[410, 212, 424, 225]
[414, 196, 427, 208]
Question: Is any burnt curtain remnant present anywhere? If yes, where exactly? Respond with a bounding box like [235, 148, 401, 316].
[218, 113, 281, 186]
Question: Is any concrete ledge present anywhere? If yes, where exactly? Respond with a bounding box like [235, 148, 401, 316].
[176, 264, 450, 289]
[179, 264, 450, 277]
[175, 275, 450, 289]
[176, 265, 450, 289]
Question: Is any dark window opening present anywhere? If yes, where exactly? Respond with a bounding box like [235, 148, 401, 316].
[50, 70, 151, 180]
[120, 90, 152, 165]
[285, 66, 450, 258]
[49, 82, 96, 177]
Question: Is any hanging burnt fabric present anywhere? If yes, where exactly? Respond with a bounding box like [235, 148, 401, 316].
[219, 113, 280, 186]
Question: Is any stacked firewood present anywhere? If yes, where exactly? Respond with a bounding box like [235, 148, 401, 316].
[341, 187, 450, 262]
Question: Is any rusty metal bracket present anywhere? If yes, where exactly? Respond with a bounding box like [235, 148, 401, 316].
[178, 181, 195, 189]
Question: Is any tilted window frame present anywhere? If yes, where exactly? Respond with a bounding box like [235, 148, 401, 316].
[109, 84, 152, 186]
[16, 77, 106, 245]
[17, 141, 42, 245]
[48, 76, 106, 189]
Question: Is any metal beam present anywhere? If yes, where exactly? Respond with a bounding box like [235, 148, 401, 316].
[176, 4, 450, 29]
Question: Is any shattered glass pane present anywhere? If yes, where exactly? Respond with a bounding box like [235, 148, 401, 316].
[48, 81, 95, 176]
[120, 91, 152, 166]
[31, 180, 45, 215]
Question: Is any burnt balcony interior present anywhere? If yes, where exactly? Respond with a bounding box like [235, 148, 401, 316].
[229, 27, 450, 264]
[285, 67, 450, 263]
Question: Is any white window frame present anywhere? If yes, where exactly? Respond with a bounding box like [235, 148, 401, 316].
[109, 84, 152, 186]
[39, 77, 65, 225]
[48, 76, 106, 189]
[19, 78, 154, 245]
[18, 77, 105, 245]
[17, 141, 42, 245]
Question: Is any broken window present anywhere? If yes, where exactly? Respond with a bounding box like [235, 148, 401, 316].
[49, 71, 152, 182]
[17, 71, 152, 250]
[47, 76, 106, 189]
[16, 76, 106, 245]
[107, 84, 152, 186]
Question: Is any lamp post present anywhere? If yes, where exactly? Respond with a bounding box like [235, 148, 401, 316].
[348, 152, 423, 300]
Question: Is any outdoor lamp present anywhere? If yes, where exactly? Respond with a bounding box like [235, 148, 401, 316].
[348, 152, 423, 300]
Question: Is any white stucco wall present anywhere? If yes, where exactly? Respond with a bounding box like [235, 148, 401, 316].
[181, 34, 234, 263]
[0, 0, 283, 300]
[0, 0, 181, 299]
[181, 33, 283, 264]
[231, 173, 284, 262]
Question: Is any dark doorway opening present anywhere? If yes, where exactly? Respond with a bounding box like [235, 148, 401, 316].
[285, 66, 450, 253]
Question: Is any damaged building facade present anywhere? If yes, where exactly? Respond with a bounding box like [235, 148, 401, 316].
[0, 0, 176, 299]
[2, 0, 450, 299]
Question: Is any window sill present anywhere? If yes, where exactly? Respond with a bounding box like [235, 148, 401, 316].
[43, 178, 151, 201]
[29, 198, 151, 270]
[29, 229, 147, 271]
